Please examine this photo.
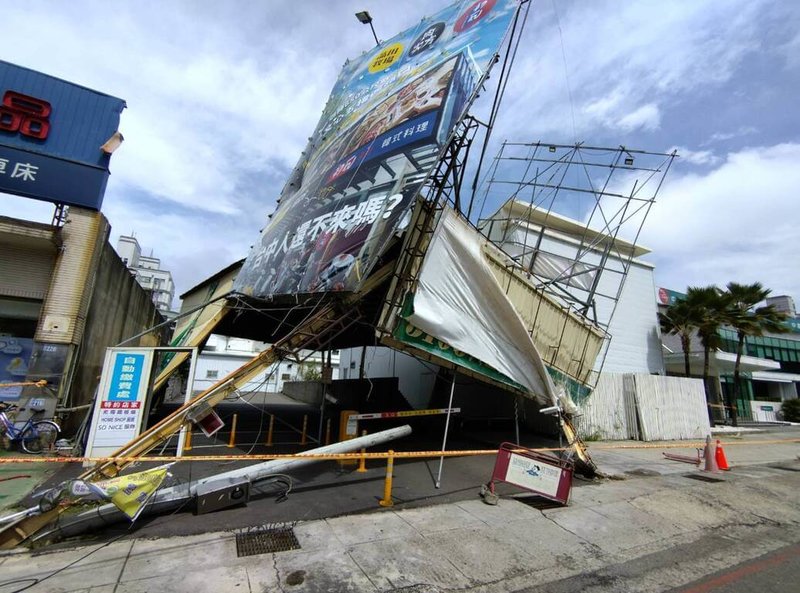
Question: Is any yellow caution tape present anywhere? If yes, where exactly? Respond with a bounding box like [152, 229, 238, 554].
[0, 438, 796, 464]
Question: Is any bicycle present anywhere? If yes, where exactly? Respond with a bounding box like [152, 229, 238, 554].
[0, 402, 60, 454]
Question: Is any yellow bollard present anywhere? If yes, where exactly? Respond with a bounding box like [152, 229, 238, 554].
[228, 413, 238, 448]
[357, 430, 368, 473]
[266, 414, 275, 447]
[300, 414, 308, 445]
[325, 418, 332, 446]
[183, 423, 192, 452]
[379, 449, 395, 507]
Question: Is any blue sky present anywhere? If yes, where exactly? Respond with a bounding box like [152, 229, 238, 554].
[1, 0, 798, 304]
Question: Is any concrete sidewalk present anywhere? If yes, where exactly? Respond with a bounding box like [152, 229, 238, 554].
[0, 431, 798, 593]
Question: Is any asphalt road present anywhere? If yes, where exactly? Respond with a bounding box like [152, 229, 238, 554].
[513, 530, 800, 593]
[669, 542, 800, 593]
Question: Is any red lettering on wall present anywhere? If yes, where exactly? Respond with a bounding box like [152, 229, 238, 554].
[0, 91, 51, 140]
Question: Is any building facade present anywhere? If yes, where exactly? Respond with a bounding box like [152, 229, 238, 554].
[116, 235, 176, 314]
[658, 288, 800, 422]
[191, 334, 339, 395]
[0, 209, 165, 429]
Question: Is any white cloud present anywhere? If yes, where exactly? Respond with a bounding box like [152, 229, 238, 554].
[617, 104, 661, 133]
[701, 126, 758, 146]
[496, 0, 766, 139]
[644, 143, 800, 297]
[1, 0, 798, 303]
[670, 147, 721, 166]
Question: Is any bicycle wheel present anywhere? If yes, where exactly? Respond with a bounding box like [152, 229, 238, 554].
[21, 421, 60, 454]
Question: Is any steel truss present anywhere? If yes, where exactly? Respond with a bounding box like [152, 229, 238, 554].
[477, 142, 677, 332]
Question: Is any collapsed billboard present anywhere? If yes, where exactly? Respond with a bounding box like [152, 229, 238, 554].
[235, 0, 520, 297]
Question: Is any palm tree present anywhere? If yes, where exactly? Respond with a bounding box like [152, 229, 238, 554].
[724, 282, 789, 426]
[685, 286, 730, 424]
[658, 299, 697, 377]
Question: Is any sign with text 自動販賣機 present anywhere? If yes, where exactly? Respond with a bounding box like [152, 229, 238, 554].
[234, 0, 520, 297]
[85, 348, 155, 461]
[0, 61, 126, 210]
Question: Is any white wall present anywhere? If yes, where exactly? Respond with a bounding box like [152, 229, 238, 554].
[339, 346, 437, 409]
[193, 335, 339, 394]
[601, 263, 664, 374]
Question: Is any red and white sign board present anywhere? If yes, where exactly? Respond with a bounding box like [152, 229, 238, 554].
[85, 348, 155, 461]
[489, 442, 573, 505]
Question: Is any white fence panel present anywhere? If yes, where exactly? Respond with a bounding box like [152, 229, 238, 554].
[577, 373, 709, 441]
[634, 375, 709, 441]
[575, 374, 631, 440]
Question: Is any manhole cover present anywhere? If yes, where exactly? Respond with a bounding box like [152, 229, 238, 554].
[684, 473, 726, 483]
[235, 523, 301, 557]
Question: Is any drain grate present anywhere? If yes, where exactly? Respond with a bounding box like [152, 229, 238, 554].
[235, 523, 301, 557]
[684, 473, 726, 483]
[514, 495, 565, 510]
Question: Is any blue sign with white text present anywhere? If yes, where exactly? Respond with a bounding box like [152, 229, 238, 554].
[0, 145, 110, 210]
[0, 60, 125, 210]
[107, 353, 145, 402]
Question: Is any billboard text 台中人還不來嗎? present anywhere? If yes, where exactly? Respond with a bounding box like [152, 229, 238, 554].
[234, 0, 519, 297]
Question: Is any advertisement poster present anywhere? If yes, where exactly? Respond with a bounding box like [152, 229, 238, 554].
[0, 336, 34, 400]
[235, 0, 519, 297]
[505, 452, 562, 498]
[85, 349, 154, 459]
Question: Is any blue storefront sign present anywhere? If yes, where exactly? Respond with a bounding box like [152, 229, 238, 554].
[0, 60, 125, 210]
[0, 145, 110, 210]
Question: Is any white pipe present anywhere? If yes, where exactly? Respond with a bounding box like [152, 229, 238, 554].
[434, 379, 456, 489]
[36, 425, 412, 542]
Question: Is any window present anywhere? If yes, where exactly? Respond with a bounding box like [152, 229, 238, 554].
[206, 370, 218, 379]
[281, 373, 291, 381]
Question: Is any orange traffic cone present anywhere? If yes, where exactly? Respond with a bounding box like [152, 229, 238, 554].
[715, 439, 730, 470]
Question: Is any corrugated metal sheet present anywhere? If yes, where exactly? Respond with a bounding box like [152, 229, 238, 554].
[0, 60, 125, 168]
[577, 373, 709, 441]
[575, 373, 631, 440]
[36, 208, 109, 344]
[634, 375, 710, 441]
[0, 244, 54, 299]
[483, 245, 605, 387]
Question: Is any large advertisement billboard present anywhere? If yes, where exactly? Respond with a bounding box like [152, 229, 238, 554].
[235, 0, 519, 297]
[0, 61, 125, 210]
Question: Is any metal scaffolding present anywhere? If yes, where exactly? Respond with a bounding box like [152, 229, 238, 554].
[476, 142, 677, 384]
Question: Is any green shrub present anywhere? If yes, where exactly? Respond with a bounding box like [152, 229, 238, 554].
[781, 398, 800, 422]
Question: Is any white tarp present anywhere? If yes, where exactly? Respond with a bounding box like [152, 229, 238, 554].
[407, 207, 558, 406]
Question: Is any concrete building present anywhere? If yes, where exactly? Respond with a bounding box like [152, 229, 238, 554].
[0, 209, 165, 429]
[116, 235, 176, 315]
[192, 334, 339, 395]
[658, 288, 800, 422]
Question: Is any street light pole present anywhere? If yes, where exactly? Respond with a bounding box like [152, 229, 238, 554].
[355, 11, 380, 47]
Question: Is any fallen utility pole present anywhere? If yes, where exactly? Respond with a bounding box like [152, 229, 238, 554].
[0, 264, 393, 550]
[34, 425, 412, 544]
